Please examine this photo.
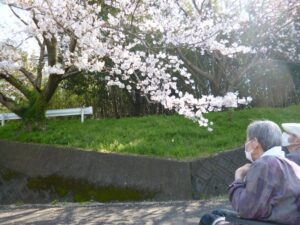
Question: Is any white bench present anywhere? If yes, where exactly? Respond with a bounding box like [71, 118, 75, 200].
[0, 106, 93, 126]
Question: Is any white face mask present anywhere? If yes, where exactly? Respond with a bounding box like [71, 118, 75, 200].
[245, 140, 254, 162]
[282, 132, 291, 147]
[245, 149, 253, 162]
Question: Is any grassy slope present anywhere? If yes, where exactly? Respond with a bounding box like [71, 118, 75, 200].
[0, 105, 299, 159]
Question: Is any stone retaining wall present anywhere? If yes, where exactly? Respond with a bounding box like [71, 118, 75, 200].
[190, 149, 247, 199]
[0, 140, 247, 201]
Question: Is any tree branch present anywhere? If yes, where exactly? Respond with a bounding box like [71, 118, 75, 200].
[232, 56, 259, 86]
[0, 91, 19, 114]
[8, 5, 28, 26]
[36, 41, 45, 88]
[192, 0, 203, 16]
[19, 67, 35, 84]
[69, 38, 77, 53]
[175, 0, 188, 17]
[44, 35, 57, 67]
[61, 70, 82, 80]
[0, 72, 32, 99]
[19, 67, 41, 92]
[42, 74, 61, 103]
[130, 0, 142, 29]
[176, 48, 213, 82]
[31, 10, 45, 48]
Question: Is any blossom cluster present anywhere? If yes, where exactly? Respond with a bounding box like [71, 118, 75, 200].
[4, 0, 299, 129]
[0, 44, 23, 72]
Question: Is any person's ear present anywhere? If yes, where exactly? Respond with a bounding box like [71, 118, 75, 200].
[253, 138, 263, 152]
[252, 138, 259, 148]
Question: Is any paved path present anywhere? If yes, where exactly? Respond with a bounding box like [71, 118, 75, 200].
[0, 200, 231, 225]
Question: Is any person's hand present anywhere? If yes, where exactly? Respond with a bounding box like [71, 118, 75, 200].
[235, 163, 252, 180]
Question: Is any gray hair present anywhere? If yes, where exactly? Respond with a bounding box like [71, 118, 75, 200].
[247, 120, 282, 151]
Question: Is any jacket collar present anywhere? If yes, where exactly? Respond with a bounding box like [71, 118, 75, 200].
[261, 146, 286, 158]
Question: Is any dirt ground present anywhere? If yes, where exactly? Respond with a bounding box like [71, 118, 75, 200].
[0, 199, 232, 225]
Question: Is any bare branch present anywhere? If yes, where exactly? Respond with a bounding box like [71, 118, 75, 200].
[192, 0, 203, 16]
[19, 67, 41, 92]
[43, 36, 57, 67]
[176, 48, 213, 82]
[42, 74, 62, 103]
[8, 4, 28, 26]
[130, 0, 142, 29]
[0, 72, 32, 99]
[61, 70, 82, 80]
[232, 56, 259, 86]
[36, 42, 45, 88]
[0, 91, 20, 115]
[31, 10, 45, 47]
[19, 67, 35, 84]
[175, 0, 188, 17]
[69, 38, 77, 53]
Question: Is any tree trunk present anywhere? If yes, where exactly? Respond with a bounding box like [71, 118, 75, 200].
[17, 74, 61, 131]
[209, 81, 223, 96]
[19, 95, 48, 131]
[133, 89, 141, 116]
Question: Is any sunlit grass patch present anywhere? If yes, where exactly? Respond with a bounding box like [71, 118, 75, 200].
[0, 105, 299, 159]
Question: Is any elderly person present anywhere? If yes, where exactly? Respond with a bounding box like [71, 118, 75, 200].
[199, 120, 300, 225]
[229, 120, 300, 224]
[282, 123, 300, 165]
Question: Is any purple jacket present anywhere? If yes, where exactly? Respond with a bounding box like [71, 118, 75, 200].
[229, 156, 300, 225]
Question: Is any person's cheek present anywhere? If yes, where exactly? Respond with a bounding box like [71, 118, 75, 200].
[295, 138, 300, 144]
[289, 136, 296, 143]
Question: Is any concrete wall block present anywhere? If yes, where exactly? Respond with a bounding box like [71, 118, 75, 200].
[0, 140, 248, 200]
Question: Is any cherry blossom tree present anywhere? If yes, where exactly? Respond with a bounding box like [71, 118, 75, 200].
[171, 0, 300, 95]
[0, 0, 256, 130]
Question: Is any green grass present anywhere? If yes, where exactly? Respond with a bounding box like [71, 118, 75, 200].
[0, 105, 299, 159]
